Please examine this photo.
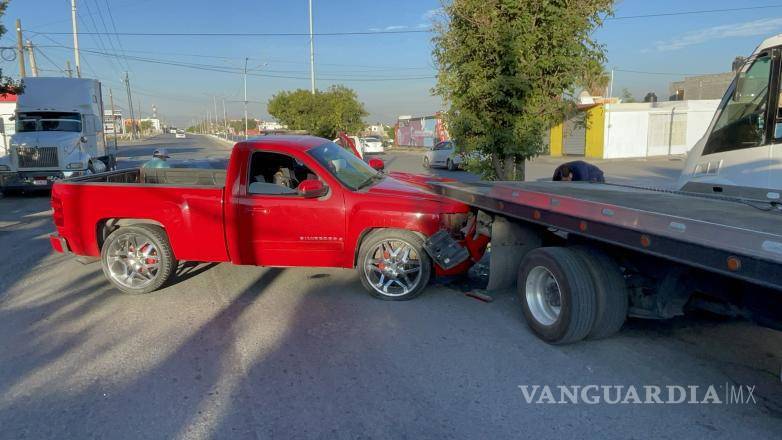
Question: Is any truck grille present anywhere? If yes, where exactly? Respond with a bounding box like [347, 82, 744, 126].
[16, 146, 59, 169]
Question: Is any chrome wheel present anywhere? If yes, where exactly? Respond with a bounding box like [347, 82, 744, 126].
[363, 239, 422, 297]
[105, 232, 161, 289]
[525, 266, 562, 325]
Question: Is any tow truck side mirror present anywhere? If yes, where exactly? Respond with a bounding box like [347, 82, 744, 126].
[368, 158, 385, 171]
[297, 179, 328, 198]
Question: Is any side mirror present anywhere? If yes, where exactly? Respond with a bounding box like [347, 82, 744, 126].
[297, 179, 328, 198]
[368, 158, 385, 171]
[80, 136, 87, 143]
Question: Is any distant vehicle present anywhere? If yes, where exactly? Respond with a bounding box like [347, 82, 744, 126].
[0, 77, 117, 194]
[423, 140, 464, 171]
[333, 133, 365, 159]
[361, 136, 384, 154]
[169, 128, 178, 134]
[175, 130, 186, 139]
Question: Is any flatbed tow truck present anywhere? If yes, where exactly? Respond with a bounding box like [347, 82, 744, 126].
[424, 34, 782, 343]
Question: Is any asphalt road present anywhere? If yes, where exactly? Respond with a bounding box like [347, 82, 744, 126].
[0, 134, 780, 439]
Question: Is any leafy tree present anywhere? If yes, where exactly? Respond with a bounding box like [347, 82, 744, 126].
[140, 120, 153, 133]
[228, 118, 258, 133]
[267, 85, 367, 138]
[620, 88, 636, 103]
[0, 1, 23, 95]
[384, 125, 395, 141]
[433, 0, 613, 180]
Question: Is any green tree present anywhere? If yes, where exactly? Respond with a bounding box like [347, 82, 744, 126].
[140, 120, 153, 133]
[228, 118, 258, 134]
[267, 85, 367, 138]
[433, 0, 613, 180]
[384, 125, 395, 141]
[0, 1, 24, 95]
[620, 88, 636, 103]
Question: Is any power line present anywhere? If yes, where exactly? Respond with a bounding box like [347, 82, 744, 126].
[607, 5, 782, 20]
[31, 29, 431, 37]
[102, 0, 132, 73]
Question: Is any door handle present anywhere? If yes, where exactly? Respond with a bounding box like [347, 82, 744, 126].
[248, 207, 270, 215]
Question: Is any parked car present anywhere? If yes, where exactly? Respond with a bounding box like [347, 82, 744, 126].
[361, 136, 384, 154]
[50, 135, 477, 300]
[423, 140, 463, 171]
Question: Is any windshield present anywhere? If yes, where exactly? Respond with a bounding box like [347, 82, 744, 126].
[308, 142, 380, 190]
[15, 112, 82, 133]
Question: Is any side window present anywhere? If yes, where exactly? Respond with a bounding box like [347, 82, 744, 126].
[247, 151, 318, 196]
[703, 54, 772, 155]
[434, 142, 445, 150]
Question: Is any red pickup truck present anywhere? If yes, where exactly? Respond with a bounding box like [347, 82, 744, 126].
[50, 136, 478, 299]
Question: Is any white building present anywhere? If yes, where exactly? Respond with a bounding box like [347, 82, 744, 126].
[258, 120, 286, 131]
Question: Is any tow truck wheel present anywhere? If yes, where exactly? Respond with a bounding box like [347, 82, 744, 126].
[100, 225, 177, 295]
[571, 246, 629, 339]
[358, 229, 432, 301]
[518, 247, 597, 344]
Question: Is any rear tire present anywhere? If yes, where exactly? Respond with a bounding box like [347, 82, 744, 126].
[571, 246, 628, 339]
[358, 229, 432, 301]
[447, 158, 456, 171]
[518, 247, 597, 344]
[423, 156, 430, 169]
[100, 224, 176, 294]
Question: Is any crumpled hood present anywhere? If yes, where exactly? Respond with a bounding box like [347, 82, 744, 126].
[363, 173, 467, 211]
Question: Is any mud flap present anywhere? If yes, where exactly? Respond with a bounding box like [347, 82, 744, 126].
[486, 216, 542, 291]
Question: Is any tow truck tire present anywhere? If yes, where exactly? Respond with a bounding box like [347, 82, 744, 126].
[518, 247, 597, 344]
[358, 229, 432, 301]
[571, 246, 629, 339]
[100, 225, 176, 295]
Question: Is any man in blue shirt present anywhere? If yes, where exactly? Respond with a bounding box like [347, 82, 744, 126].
[552, 160, 605, 183]
[143, 149, 171, 169]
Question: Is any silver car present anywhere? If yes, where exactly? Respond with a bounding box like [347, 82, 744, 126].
[423, 140, 463, 170]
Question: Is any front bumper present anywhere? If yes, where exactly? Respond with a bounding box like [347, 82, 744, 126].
[49, 233, 70, 254]
[0, 170, 83, 190]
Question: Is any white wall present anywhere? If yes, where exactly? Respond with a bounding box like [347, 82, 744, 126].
[603, 100, 719, 159]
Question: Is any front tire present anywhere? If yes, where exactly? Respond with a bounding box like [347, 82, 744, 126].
[100, 224, 176, 294]
[447, 158, 456, 171]
[518, 247, 597, 344]
[423, 156, 430, 169]
[358, 229, 432, 301]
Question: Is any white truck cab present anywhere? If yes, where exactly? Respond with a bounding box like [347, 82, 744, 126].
[679, 34, 782, 199]
[0, 77, 117, 193]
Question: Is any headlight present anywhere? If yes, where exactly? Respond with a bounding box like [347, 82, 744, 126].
[0, 165, 9, 171]
[67, 162, 85, 170]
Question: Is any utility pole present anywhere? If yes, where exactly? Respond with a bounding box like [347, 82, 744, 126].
[213, 96, 219, 135]
[222, 98, 228, 139]
[308, 0, 315, 93]
[109, 88, 118, 147]
[207, 109, 211, 134]
[243, 57, 249, 139]
[66, 60, 73, 78]
[70, 0, 82, 77]
[15, 19, 26, 77]
[25, 40, 39, 77]
[124, 72, 136, 140]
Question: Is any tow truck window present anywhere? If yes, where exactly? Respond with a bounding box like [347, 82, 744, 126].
[15, 112, 82, 133]
[703, 54, 771, 155]
[308, 142, 379, 190]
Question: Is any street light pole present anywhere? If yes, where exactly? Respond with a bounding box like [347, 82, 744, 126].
[243, 57, 249, 140]
[308, 0, 315, 94]
[70, 0, 81, 77]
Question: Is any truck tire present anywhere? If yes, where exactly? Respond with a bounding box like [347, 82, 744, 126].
[518, 247, 597, 344]
[358, 229, 432, 301]
[571, 246, 629, 339]
[100, 224, 177, 294]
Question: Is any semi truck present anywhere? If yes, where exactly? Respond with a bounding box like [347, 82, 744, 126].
[49, 35, 782, 345]
[0, 77, 117, 194]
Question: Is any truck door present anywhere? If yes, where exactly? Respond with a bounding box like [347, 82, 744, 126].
[236, 151, 346, 267]
[691, 51, 774, 190]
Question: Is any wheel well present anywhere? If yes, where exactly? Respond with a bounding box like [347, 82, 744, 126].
[97, 218, 165, 249]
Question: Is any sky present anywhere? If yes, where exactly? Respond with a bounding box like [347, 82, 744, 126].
[3, 0, 782, 127]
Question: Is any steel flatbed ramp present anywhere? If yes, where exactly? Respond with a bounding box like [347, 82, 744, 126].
[431, 180, 782, 290]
